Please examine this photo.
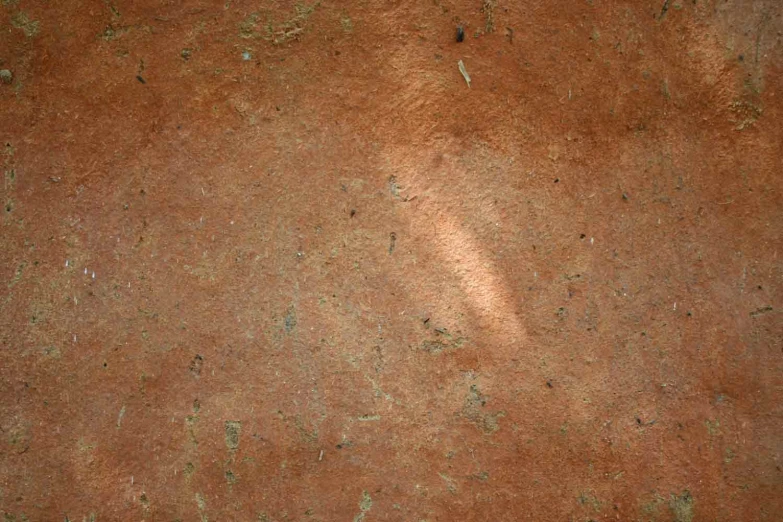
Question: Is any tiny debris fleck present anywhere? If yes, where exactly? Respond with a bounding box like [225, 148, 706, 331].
[136, 75, 146, 84]
[659, 0, 670, 19]
[242, 51, 252, 61]
[189, 354, 204, 376]
[456, 25, 464, 42]
[357, 414, 380, 422]
[750, 305, 773, 318]
[0, 69, 12, 85]
[225, 420, 242, 450]
[318, 449, 324, 461]
[458, 60, 471, 88]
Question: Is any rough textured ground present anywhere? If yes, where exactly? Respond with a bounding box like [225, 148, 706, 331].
[1, 0, 782, 520]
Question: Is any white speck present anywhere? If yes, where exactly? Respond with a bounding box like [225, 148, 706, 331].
[73, 334, 77, 343]
[534, 272, 538, 278]
[590, 237, 594, 245]
[84, 268, 88, 275]
[92, 272, 95, 279]
[131, 476, 134, 485]
[230, 220, 234, 225]
[74, 296, 78, 305]
[318, 449, 324, 461]
[242, 51, 252, 61]
[673, 302, 677, 311]
[65, 260, 69, 267]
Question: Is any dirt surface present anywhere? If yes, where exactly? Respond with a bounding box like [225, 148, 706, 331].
[1, 0, 782, 520]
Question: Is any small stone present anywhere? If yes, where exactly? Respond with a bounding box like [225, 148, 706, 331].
[0, 70, 12, 85]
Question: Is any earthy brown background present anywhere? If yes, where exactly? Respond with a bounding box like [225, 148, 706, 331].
[1, 0, 782, 520]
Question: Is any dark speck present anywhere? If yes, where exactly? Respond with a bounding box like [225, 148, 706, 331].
[136, 75, 146, 84]
[546, 380, 553, 388]
[554, 178, 560, 183]
[456, 25, 465, 42]
[350, 209, 356, 218]
[738, 54, 744, 62]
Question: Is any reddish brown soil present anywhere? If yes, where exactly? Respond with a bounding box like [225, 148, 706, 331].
[1, 0, 782, 520]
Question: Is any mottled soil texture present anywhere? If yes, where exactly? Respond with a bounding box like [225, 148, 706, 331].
[1, 0, 782, 520]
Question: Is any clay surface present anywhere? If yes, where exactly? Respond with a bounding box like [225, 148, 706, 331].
[1, 0, 782, 520]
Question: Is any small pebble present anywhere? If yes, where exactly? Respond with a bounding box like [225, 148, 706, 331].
[0, 69, 12, 85]
[242, 51, 252, 61]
